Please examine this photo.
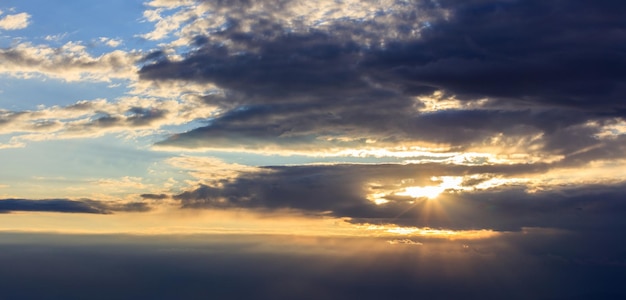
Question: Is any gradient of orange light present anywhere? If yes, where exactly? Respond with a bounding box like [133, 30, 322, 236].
[0, 204, 498, 241]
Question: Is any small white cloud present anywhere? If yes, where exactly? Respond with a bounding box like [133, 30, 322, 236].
[0, 12, 31, 30]
[99, 37, 123, 48]
[44, 33, 69, 42]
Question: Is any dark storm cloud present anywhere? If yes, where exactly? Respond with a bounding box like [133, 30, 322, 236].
[0, 232, 624, 300]
[0, 199, 150, 214]
[375, 0, 626, 111]
[171, 162, 626, 231]
[142, 0, 626, 158]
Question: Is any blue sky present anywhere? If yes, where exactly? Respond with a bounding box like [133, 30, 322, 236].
[1, 1, 626, 298]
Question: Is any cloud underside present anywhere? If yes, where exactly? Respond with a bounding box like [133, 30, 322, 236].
[140, 0, 625, 160]
[0, 199, 149, 214]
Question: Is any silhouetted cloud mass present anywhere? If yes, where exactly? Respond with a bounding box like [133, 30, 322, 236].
[174, 164, 626, 231]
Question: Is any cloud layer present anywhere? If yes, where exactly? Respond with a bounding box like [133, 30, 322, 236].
[140, 0, 625, 161]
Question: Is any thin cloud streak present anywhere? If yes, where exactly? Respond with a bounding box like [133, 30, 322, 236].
[0, 199, 150, 214]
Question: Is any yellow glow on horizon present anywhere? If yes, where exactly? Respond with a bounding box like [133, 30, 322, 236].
[363, 224, 499, 240]
[0, 205, 501, 242]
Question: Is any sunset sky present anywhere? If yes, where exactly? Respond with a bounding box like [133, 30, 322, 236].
[1, 0, 625, 299]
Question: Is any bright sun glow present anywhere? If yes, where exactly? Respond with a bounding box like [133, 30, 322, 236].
[397, 176, 463, 199]
[400, 185, 444, 199]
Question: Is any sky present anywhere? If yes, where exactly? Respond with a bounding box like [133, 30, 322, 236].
[0, 0, 625, 299]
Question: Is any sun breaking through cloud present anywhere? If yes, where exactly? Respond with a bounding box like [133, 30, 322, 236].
[0, 1, 625, 299]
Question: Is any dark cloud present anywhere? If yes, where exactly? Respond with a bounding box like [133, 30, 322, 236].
[141, 0, 626, 160]
[56, 107, 170, 134]
[0, 232, 624, 300]
[0, 199, 150, 214]
[138, 50, 168, 65]
[171, 162, 626, 231]
[368, 0, 626, 109]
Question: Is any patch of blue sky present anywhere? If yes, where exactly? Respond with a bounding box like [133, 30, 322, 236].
[0, 75, 128, 110]
[1, 0, 157, 54]
[0, 137, 169, 182]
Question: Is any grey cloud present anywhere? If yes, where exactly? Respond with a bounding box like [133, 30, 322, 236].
[0, 103, 172, 139]
[0, 199, 150, 214]
[368, 0, 626, 110]
[138, 50, 168, 65]
[142, 0, 626, 162]
[142, 32, 367, 100]
[58, 107, 170, 134]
